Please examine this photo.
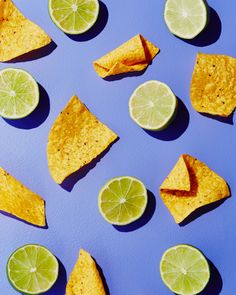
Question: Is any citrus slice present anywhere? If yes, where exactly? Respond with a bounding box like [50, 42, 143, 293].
[98, 176, 148, 225]
[160, 244, 210, 295]
[129, 80, 177, 131]
[0, 68, 39, 119]
[48, 0, 100, 34]
[164, 0, 208, 39]
[7, 244, 59, 294]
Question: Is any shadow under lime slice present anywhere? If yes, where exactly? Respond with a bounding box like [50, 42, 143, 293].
[98, 176, 148, 225]
[0, 68, 39, 119]
[7, 244, 59, 295]
[48, 0, 100, 34]
[160, 244, 210, 295]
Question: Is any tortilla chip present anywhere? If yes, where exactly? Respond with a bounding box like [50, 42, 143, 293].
[190, 53, 236, 117]
[47, 95, 118, 184]
[93, 34, 159, 78]
[0, 167, 45, 226]
[0, 0, 51, 62]
[160, 154, 230, 224]
[66, 249, 106, 295]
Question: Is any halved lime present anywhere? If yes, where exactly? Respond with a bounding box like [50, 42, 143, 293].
[7, 244, 59, 294]
[164, 0, 208, 39]
[0, 68, 39, 119]
[160, 244, 210, 295]
[129, 80, 177, 131]
[48, 0, 100, 34]
[98, 176, 148, 225]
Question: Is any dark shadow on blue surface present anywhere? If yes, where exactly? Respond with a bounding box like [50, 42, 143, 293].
[183, 7, 221, 47]
[199, 259, 223, 295]
[43, 258, 67, 295]
[113, 190, 156, 232]
[145, 98, 189, 141]
[104, 68, 147, 82]
[201, 112, 234, 125]
[66, 1, 108, 42]
[95, 261, 110, 295]
[6, 41, 57, 63]
[60, 138, 119, 192]
[0, 210, 48, 229]
[4, 84, 50, 129]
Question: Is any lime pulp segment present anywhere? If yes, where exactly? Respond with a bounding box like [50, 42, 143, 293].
[48, 0, 100, 34]
[98, 176, 148, 225]
[129, 80, 177, 131]
[0, 68, 39, 119]
[164, 0, 208, 39]
[160, 244, 210, 295]
[7, 244, 59, 295]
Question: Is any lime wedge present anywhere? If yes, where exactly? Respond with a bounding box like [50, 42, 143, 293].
[48, 0, 100, 34]
[7, 244, 59, 294]
[129, 80, 177, 131]
[164, 0, 208, 39]
[160, 244, 210, 295]
[0, 68, 39, 119]
[98, 176, 148, 225]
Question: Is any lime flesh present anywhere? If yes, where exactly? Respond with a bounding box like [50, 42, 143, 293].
[0, 68, 39, 119]
[129, 80, 177, 131]
[7, 244, 59, 294]
[98, 176, 148, 225]
[160, 244, 210, 295]
[48, 0, 100, 34]
[164, 0, 208, 39]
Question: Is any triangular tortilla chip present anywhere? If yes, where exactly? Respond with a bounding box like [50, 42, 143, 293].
[190, 53, 236, 117]
[0, 0, 51, 62]
[47, 95, 118, 184]
[0, 167, 45, 226]
[93, 34, 159, 78]
[66, 249, 106, 295]
[160, 154, 230, 224]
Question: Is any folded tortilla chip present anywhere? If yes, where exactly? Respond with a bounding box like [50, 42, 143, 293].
[0, 0, 51, 62]
[66, 249, 106, 295]
[190, 53, 236, 117]
[47, 95, 118, 184]
[0, 167, 45, 226]
[93, 34, 159, 78]
[160, 154, 230, 224]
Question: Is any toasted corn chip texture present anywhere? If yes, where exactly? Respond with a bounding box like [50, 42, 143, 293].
[160, 154, 230, 223]
[93, 34, 159, 78]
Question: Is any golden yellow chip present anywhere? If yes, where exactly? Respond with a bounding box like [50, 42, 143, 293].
[160, 154, 230, 224]
[0, 167, 45, 226]
[47, 95, 118, 184]
[0, 0, 51, 62]
[66, 249, 106, 295]
[93, 34, 159, 78]
[190, 53, 236, 117]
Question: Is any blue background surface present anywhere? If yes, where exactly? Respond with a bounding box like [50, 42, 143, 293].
[0, 0, 235, 294]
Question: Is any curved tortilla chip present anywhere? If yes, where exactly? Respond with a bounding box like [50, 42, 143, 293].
[93, 34, 159, 78]
[160, 154, 230, 224]
[66, 249, 106, 295]
[190, 53, 236, 117]
[0, 0, 51, 62]
[47, 95, 118, 184]
[0, 167, 45, 226]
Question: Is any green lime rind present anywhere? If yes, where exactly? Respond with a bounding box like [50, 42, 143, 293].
[160, 244, 210, 295]
[7, 244, 59, 295]
[0, 68, 39, 119]
[48, 0, 100, 35]
[98, 176, 148, 226]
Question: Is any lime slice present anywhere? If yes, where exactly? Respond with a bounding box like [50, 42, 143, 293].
[0, 68, 39, 119]
[98, 176, 148, 225]
[7, 244, 59, 294]
[48, 0, 100, 34]
[164, 0, 208, 39]
[160, 244, 210, 295]
[129, 80, 177, 131]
